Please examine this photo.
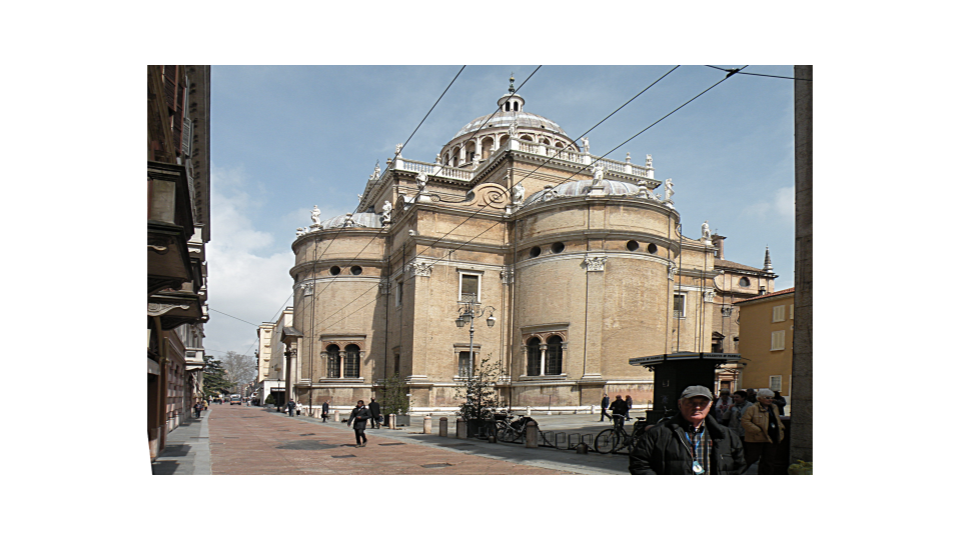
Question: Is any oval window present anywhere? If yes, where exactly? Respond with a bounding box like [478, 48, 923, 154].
[330, 266, 341, 276]
[530, 246, 541, 258]
[647, 243, 658, 255]
[627, 240, 640, 251]
[739, 277, 750, 287]
[551, 242, 565, 254]
[351, 266, 362, 275]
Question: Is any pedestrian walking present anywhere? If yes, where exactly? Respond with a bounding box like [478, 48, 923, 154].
[625, 395, 633, 420]
[321, 400, 330, 422]
[287, 398, 296, 417]
[724, 390, 751, 439]
[202, 399, 209, 411]
[347, 400, 372, 447]
[295, 401, 303, 416]
[741, 388, 786, 475]
[713, 390, 733, 423]
[600, 393, 611, 422]
[629, 385, 745, 475]
[193, 400, 203, 419]
[609, 395, 629, 428]
[368, 397, 382, 429]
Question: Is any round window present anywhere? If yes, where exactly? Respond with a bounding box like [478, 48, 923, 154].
[647, 243, 658, 255]
[739, 277, 750, 287]
[551, 242, 565, 254]
[627, 240, 640, 251]
[330, 266, 341, 276]
[351, 266, 362, 275]
[530, 246, 541, 258]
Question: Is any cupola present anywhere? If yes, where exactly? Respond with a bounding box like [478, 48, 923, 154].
[496, 75, 525, 113]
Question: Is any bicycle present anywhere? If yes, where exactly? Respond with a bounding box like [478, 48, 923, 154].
[495, 413, 534, 443]
[594, 414, 647, 454]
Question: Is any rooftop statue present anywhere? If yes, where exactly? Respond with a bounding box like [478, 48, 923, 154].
[580, 137, 590, 153]
[311, 205, 322, 225]
[512, 183, 525, 205]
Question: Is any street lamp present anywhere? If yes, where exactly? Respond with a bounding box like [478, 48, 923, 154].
[454, 302, 496, 377]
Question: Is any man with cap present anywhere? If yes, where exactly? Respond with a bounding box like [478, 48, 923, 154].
[629, 385, 745, 475]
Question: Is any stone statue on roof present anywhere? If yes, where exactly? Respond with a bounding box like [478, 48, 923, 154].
[512, 183, 525, 205]
[592, 163, 604, 185]
[581, 137, 590, 153]
[664, 178, 674, 202]
[381, 199, 393, 223]
[701, 220, 711, 240]
[311, 205, 322, 225]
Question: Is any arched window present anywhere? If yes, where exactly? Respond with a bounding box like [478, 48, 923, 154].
[526, 337, 541, 376]
[326, 345, 340, 378]
[344, 344, 360, 378]
[481, 137, 494, 160]
[546, 336, 563, 375]
[499, 135, 509, 147]
[513, 101, 518, 111]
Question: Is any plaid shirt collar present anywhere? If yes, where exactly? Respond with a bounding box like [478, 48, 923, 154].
[678, 418, 712, 475]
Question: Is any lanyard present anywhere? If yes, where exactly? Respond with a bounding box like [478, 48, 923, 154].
[684, 427, 706, 474]
[684, 429, 702, 459]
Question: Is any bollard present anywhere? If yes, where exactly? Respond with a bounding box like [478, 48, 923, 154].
[591, 405, 596, 415]
[526, 406, 531, 416]
[423, 415, 432, 434]
[576, 442, 588, 454]
[456, 418, 466, 439]
[439, 417, 448, 437]
[389, 413, 396, 429]
[525, 419, 539, 448]
[334, 410, 340, 423]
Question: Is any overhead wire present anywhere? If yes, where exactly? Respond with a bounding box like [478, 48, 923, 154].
[308, 67, 544, 330]
[313, 67, 689, 331]
[207, 65, 468, 356]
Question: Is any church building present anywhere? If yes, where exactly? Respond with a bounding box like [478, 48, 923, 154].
[281, 79, 771, 413]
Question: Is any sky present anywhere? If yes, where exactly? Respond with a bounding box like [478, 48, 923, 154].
[204, 65, 797, 359]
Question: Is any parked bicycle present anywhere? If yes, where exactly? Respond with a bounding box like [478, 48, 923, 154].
[594, 414, 647, 454]
[495, 413, 535, 443]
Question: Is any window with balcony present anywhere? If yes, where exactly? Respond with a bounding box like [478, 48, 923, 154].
[673, 294, 686, 318]
[459, 272, 480, 303]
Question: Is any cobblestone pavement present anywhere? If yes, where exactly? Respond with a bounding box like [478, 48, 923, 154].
[208, 405, 571, 475]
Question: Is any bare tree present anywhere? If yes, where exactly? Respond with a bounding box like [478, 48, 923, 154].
[221, 351, 256, 391]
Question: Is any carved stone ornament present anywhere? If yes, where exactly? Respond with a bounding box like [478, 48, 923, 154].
[148, 303, 190, 317]
[500, 268, 515, 284]
[378, 279, 390, 295]
[298, 282, 314, 296]
[406, 261, 432, 277]
[584, 256, 608, 272]
[704, 289, 716, 302]
[667, 262, 678, 281]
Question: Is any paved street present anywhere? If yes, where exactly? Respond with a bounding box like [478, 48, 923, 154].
[153, 404, 757, 475]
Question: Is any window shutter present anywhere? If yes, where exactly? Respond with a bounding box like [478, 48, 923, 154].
[181, 116, 192, 155]
[769, 375, 782, 392]
[789, 304, 794, 320]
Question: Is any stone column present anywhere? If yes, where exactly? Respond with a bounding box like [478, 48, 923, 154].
[539, 344, 547, 376]
[791, 65, 813, 465]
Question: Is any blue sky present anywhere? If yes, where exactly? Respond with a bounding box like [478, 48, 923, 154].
[205, 65, 797, 359]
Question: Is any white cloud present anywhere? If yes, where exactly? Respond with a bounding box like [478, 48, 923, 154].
[205, 165, 295, 355]
[741, 186, 794, 222]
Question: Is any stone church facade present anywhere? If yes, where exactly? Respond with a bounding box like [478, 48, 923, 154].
[283, 81, 761, 413]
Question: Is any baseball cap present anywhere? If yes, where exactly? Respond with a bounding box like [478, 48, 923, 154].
[679, 385, 714, 401]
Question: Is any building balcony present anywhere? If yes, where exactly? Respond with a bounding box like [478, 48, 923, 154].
[148, 161, 196, 295]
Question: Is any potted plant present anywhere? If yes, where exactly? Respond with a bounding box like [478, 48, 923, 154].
[381, 373, 410, 426]
[455, 355, 504, 438]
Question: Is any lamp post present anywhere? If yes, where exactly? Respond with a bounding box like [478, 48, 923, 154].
[274, 365, 283, 412]
[455, 302, 496, 376]
[455, 302, 496, 428]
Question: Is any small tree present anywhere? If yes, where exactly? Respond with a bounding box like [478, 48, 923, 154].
[455, 354, 504, 422]
[381, 373, 409, 417]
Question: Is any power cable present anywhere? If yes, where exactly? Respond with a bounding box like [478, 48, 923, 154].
[705, 65, 809, 81]
[209, 308, 260, 327]
[313, 66, 695, 330]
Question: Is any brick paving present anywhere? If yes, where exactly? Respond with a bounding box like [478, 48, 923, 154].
[208, 405, 571, 475]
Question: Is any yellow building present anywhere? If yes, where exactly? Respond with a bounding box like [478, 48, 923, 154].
[734, 287, 795, 413]
[281, 80, 770, 414]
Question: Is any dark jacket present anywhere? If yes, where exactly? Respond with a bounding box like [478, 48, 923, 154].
[609, 398, 629, 416]
[601, 396, 610, 408]
[629, 414, 745, 475]
[321, 402, 330, 413]
[348, 406, 372, 429]
[368, 400, 381, 417]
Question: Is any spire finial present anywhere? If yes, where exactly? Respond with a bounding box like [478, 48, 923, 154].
[508, 73, 515, 93]
[763, 245, 773, 272]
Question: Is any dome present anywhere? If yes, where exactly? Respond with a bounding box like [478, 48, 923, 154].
[318, 211, 383, 229]
[453, 109, 568, 139]
[524, 179, 644, 205]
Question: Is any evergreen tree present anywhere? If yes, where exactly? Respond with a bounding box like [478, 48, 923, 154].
[455, 354, 504, 421]
[380, 373, 409, 417]
[202, 356, 232, 398]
